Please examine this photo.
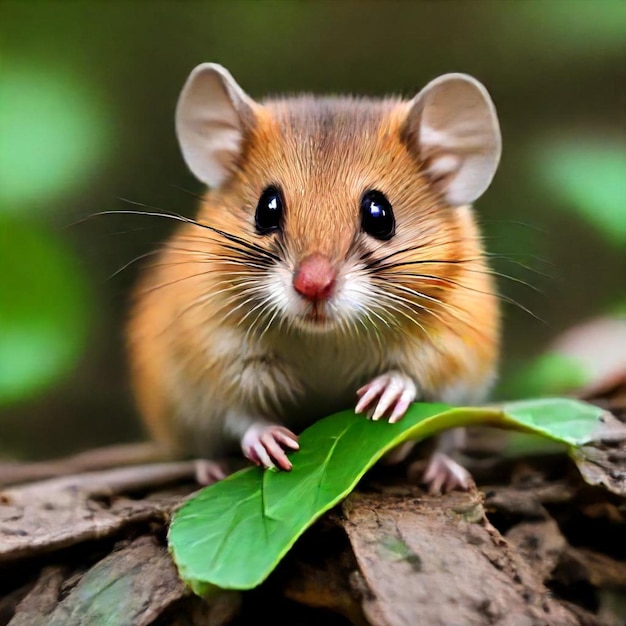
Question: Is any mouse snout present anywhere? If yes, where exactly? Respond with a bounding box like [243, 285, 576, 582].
[292, 253, 336, 301]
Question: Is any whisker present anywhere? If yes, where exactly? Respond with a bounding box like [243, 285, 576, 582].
[375, 258, 541, 293]
[485, 251, 552, 264]
[376, 284, 441, 323]
[377, 271, 543, 323]
[178, 234, 279, 264]
[107, 249, 163, 280]
[362, 238, 473, 270]
[224, 286, 271, 321]
[137, 269, 219, 295]
[170, 183, 205, 202]
[161, 244, 272, 272]
[379, 280, 471, 328]
[486, 254, 554, 280]
[72, 203, 283, 264]
[370, 290, 431, 338]
[481, 218, 546, 233]
[244, 296, 276, 342]
[237, 290, 275, 329]
[259, 303, 281, 341]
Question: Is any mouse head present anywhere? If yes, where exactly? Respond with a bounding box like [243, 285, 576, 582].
[175, 63, 501, 334]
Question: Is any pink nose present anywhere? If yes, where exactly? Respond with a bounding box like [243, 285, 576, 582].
[293, 254, 336, 301]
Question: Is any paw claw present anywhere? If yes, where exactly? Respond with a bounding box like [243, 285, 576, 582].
[355, 378, 387, 414]
[274, 430, 300, 450]
[355, 371, 416, 423]
[252, 440, 275, 469]
[422, 452, 473, 494]
[389, 391, 413, 423]
[242, 424, 298, 471]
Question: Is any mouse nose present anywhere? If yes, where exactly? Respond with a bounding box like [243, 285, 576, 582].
[293, 254, 336, 301]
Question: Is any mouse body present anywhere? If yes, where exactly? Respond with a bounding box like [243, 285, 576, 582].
[127, 64, 501, 489]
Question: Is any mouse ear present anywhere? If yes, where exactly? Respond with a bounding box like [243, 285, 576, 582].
[405, 74, 501, 206]
[175, 63, 257, 188]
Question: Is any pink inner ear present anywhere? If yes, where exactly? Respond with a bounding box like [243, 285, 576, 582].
[425, 153, 461, 184]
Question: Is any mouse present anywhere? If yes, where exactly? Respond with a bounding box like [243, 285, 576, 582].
[126, 62, 501, 492]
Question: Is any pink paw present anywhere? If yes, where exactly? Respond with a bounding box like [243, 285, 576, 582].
[194, 459, 226, 485]
[241, 423, 300, 471]
[355, 371, 417, 423]
[422, 452, 474, 494]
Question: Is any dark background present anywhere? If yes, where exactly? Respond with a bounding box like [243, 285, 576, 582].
[1, 0, 624, 461]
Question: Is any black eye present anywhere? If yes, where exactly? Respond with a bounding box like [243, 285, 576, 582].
[360, 190, 395, 240]
[255, 186, 283, 234]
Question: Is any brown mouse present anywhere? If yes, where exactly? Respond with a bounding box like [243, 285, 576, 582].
[126, 63, 501, 491]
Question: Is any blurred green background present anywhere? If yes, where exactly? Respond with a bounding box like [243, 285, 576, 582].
[1, 0, 624, 461]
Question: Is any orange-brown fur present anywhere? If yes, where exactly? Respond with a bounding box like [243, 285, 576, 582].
[127, 96, 500, 459]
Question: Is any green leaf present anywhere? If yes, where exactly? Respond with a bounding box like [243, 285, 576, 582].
[168, 398, 610, 596]
[0, 215, 91, 405]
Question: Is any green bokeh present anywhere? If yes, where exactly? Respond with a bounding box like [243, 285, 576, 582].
[514, 1, 626, 57]
[500, 352, 589, 400]
[536, 141, 626, 246]
[0, 215, 91, 405]
[0, 66, 109, 208]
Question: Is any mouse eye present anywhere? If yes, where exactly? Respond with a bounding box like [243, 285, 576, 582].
[360, 190, 395, 240]
[255, 186, 284, 234]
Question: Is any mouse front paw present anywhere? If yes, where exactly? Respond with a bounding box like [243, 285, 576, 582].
[241, 423, 300, 471]
[355, 371, 417, 423]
